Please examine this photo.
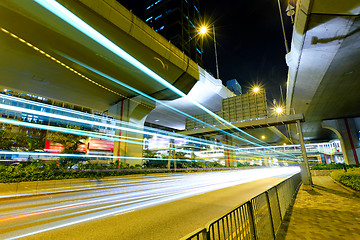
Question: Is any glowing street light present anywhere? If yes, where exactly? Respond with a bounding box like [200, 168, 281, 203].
[275, 106, 284, 115]
[200, 26, 208, 35]
[253, 87, 260, 93]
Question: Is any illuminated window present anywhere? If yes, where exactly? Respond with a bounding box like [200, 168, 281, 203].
[194, 5, 199, 13]
[154, 14, 162, 20]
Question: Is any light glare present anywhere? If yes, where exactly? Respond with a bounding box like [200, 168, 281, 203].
[275, 107, 283, 114]
[200, 26, 207, 35]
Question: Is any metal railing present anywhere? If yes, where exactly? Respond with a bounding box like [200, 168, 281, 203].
[181, 173, 301, 240]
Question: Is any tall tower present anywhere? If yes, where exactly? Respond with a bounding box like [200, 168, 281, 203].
[145, 0, 202, 64]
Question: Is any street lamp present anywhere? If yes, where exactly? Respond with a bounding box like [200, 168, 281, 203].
[200, 26, 207, 35]
[277, 0, 289, 53]
[275, 106, 284, 115]
[253, 86, 260, 93]
[199, 25, 220, 79]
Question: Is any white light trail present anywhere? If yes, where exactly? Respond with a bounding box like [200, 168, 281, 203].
[0, 168, 300, 239]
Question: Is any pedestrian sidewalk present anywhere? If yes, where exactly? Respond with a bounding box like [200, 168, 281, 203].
[277, 176, 360, 240]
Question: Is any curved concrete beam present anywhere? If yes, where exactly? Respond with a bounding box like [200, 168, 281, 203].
[0, 0, 199, 111]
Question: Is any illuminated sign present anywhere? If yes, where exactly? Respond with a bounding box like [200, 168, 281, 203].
[88, 139, 114, 151]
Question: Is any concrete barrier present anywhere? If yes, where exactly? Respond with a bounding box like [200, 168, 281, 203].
[0, 178, 106, 199]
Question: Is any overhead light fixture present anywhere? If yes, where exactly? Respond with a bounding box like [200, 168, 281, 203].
[253, 87, 260, 93]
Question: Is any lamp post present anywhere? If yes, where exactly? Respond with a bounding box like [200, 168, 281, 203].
[277, 0, 289, 53]
[199, 25, 220, 79]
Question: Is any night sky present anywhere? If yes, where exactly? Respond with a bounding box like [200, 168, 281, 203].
[117, 0, 294, 104]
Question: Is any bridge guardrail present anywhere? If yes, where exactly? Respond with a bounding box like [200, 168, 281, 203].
[180, 173, 301, 240]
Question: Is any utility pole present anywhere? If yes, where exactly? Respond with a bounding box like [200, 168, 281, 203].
[212, 25, 220, 79]
[277, 0, 289, 54]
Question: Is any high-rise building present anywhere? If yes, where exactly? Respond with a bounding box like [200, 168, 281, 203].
[145, 0, 202, 64]
[226, 79, 242, 95]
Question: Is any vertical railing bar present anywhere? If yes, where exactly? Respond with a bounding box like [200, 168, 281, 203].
[248, 201, 257, 240]
[234, 208, 240, 238]
[240, 205, 247, 239]
[225, 216, 228, 240]
[212, 223, 216, 240]
[278, 183, 283, 217]
[229, 212, 234, 239]
[233, 208, 239, 236]
[223, 218, 227, 240]
[228, 214, 231, 240]
[204, 227, 209, 240]
[275, 185, 282, 220]
[242, 206, 248, 240]
[239, 207, 244, 239]
[284, 182, 288, 209]
[266, 191, 276, 239]
[245, 203, 251, 239]
[233, 209, 238, 236]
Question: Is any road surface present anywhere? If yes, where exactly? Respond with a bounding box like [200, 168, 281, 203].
[0, 167, 300, 239]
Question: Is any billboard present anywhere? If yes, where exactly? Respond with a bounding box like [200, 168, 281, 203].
[88, 139, 114, 151]
[44, 141, 87, 153]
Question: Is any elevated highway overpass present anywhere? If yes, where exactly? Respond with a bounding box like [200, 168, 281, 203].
[286, 0, 360, 164]
[0, 0, 199, 111]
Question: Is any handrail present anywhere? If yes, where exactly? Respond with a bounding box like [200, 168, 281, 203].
[180, 173, 301, 240]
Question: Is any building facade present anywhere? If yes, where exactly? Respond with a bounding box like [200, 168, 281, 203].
[226, 79, 242, 95]
[145, 0, 202, 64]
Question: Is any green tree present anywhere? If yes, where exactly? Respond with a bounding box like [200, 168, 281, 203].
[27, 130, 46, 151]
[175, 151, 186, 157]
[0, 129, 14, 150]
[0, 127, 46, 151]
[143, 149, 156, 158]
[12, 131, 29, 149]
[48, 126, 85, 154]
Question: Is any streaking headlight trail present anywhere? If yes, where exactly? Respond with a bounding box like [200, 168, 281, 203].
[0, 167, 300, 239]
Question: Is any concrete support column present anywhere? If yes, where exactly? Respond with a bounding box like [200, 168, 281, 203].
[108, 96, 155, 166]
[168, 139, 175, 170]
[296, 120, 312, 185]
[322, 118, 359, 165]
[222, 135, 237, 167]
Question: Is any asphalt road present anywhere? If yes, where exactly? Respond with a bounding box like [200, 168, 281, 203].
[0, 167, 300, 239]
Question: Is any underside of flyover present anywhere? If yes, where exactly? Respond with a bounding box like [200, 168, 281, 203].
[286, 0, 360, 142]
[0, 0, 199, 112]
